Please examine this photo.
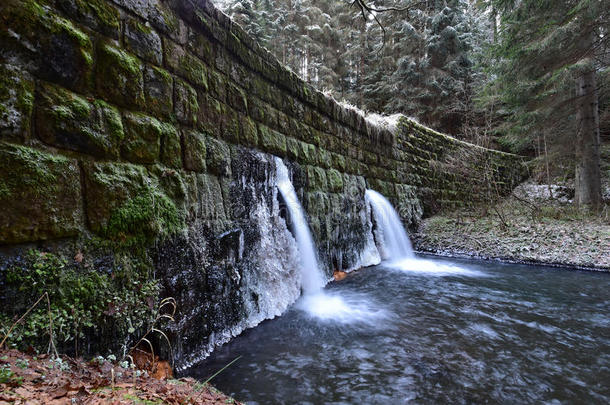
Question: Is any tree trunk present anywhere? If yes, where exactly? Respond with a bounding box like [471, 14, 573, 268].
[491, 8, 497, 44]
[574, 62, 602, 208]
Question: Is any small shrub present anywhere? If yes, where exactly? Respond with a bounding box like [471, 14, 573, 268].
[0, 250, 160, 356]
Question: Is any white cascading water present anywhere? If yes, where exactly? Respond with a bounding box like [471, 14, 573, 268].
[276, 158, 387, 323]
[275, 157, 326, 294]
[365, 189, 414, 260]
[366, 189, 481, 276]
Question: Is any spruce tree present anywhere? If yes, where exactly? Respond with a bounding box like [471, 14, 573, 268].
[482, 0, 607, 207]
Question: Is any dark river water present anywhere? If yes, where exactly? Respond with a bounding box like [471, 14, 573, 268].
[188, 256, 610, 404]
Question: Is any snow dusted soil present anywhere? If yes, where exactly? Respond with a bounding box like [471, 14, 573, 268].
[413, 186, 609, 271]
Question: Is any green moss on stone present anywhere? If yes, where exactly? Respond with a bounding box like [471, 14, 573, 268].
[96, 41, 144, 108]
[286, 137, 300, 160]
[222, 107, 241, 144]
[121, 112, 169, 163]
[174, 78, 199, 125]
[317, 148, 332, 169]
[36, 83, 124, 158]
[332, 153, 346, 171]
[259, 124, 286, 156]
[55, 0, 120, 38]
[106, 189, 181, 240]
[0, 142, 83, 244]
[298, 141, 316, 165]
[125, 17, 162, 65]
[306, 165, 327, 191]
[83, 162, 185, 244]
[1, 0, 93, 92]
[0, 64, 35, 141]
[197, 95, 224, 138]
[144, 65, 173, 118]
[327, 169, 343, 192]
[183, 130, 207, 172]
[240, 115, 258, 146]
[206, 136, 231, 177]
[180, 52, 209, 91]
[226, 83, 247, 113]
[160, 124, 182, 169]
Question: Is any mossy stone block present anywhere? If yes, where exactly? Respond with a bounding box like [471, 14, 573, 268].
[214, 47, 231, 75]
[305, 191, 329, 217]
[164, 38, 208, 90]
[208, 70, 227, 102]
[1, 0, 93, 93]
[56, 0, 120, 39]
[83, 161, 184, 241]
[298, 141, 317, 165]
[96, 41, 144, 108]
[144, 65, 173, 118]
[276, 111, 291, 135]
[226, 83, 247, 113]
[197, 94, 223, 138]
[246, 96, 267, 124]
[240, 115, 258, 147]
[183, 130, 207, 172]
[36, 82, 124, 158]
[222, 107, 241, 144]
[331, 153, 346, 172]
[174, 78, 199, 125]
[0, 64, 34, 142]
[368, 179, 396, 199]
[345, 157, 359, 174]
[148, 0, 188, 44]
[286, 137, 300, 160]
[187, 26, 214, 64]
[250, 75, 271, 102]
[327, 169, 343, 192]
[125, 17, 162, 65]
[161, 125, 182, 169]
[258, 124, 286, 157]
[121, 112, 167, 163]
[308, 128, 324, 147]
[206, 136, 231, 177]
[229, 64, 251, 92]
[306, 165, 327, 191]
[0, 142, 82, 244]
[317, 148, 332, 169]
[187, 173, 228, 222]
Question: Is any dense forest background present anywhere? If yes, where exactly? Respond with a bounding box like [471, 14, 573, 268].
[214, 0, 609, 200]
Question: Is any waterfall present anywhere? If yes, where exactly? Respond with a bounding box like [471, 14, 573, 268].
[365, 189, 414, 260]
[365, 189, 474, 276]
[275, 158, 326, 294]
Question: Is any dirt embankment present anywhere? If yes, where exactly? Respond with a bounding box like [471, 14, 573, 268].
[413, 184, 610, 271]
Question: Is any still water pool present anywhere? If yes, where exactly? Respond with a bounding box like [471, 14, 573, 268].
[188, 256, 610, 404]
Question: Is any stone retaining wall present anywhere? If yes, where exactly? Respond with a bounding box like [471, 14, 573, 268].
[0, 0, 526, 366]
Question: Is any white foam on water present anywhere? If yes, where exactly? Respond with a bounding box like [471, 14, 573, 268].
[386, 257, 485, 277]
[297, 291, 390, 325]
